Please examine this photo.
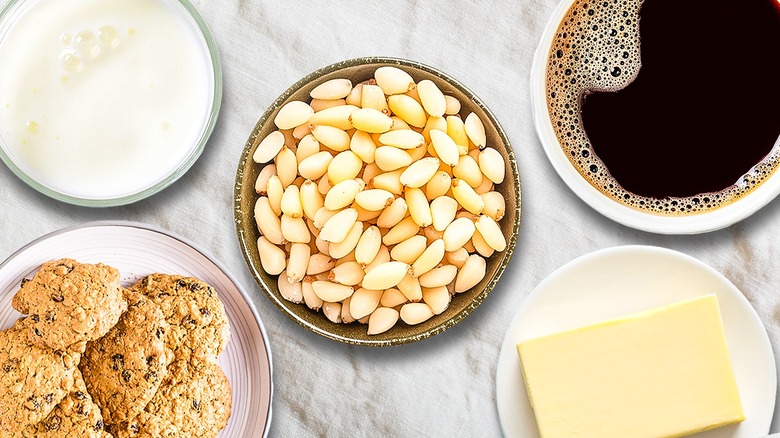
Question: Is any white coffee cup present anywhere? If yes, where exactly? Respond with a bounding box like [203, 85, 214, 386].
[531, 0, 780, 234]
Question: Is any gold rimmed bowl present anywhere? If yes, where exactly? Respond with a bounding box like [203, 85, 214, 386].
[234, 57, 521, 346]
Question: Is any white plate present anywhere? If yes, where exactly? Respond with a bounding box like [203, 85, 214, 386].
[496, 245, 776, 437]
[0, 221, 272, 437]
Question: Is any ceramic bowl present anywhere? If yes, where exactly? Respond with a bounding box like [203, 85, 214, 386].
[234, 57, 520, 346]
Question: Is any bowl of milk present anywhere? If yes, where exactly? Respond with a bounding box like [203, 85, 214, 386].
[0, 0, 221, 206]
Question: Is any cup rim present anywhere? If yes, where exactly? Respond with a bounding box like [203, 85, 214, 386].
[0, 0, 223, 207]
[531, 0, 780, 234]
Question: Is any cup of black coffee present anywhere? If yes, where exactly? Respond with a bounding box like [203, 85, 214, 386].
[532, 0, 780, 233]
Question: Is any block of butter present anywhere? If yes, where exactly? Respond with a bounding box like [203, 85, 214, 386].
[516, 294, 744, 438]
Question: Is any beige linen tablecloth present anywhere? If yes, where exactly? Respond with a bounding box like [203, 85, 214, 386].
[0, 0, 778, 436]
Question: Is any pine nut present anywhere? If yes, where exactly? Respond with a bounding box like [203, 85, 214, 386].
[310, 78, 353, 100]
[445, 116, 469, 154]
[298, 151, 333, 181]
[367, 307, 399, 335]
[322, 301, 342, 323]
[311, 125, 350, 151]
[382, 216, 420, 246]
[274, 100, 314, 130]
[254, 197, 284, 245]
[453, 155, 484, 188]
[474, 214, 506, 252]
[480, 191, 506, 221]
[275, 146, 298, 188]
[375, 146, 413, 172]
[308, 104, 358, 131]
[371, 169, 404, 195]
[464, 113, 487, 149]
[452, 178, 484, 214]
[355, 189, 395, 211]
[397, 273, 423, 302]
[255, 163, 277, 195]
[478, 147, 505, 184]
[355, 226, 382, 266]
[374, 66, 415, 95]
[278, 271, 304, 304]
[443, 217, 476, 252]
[400, 302, 435, 325]
[390, 235, 427, 264]
[300, 180, 324, 220]
[312, 280, 354, 302]
[430, 129, 459, 166]
[445, 247, 469, 269]
[257, 236, 286, 275]
[388, 94, 427, 128]
[302, 277, 323, 311]
[400, 157, 440, 188]
[327, 151, 363, 185]
[444, 95, 461, 115]
[281, 184, 303, 218]
[328, 221, 364, 259]
[307, 253, 335, 275]
[380, 288, 408, 308]
[281, 215, 311, 243]
[349, 288, 383, 320]
[430, 195, 459, 232]
[329, 261, 365, 286]
[310, 98, 346, 113]
[417, 80, 446, 118]
[253, 130, 286, 164]
[425, 170, 452, 201]
[324, 178, 364, 210]
[471, 228, 495, 258]
[422, 286, 450, 315]
[350, 107, 393, 133]
[378, 129, 425, 149]
[455, 254, 486, 293]
[282, 243, 309, 284]
[418, 265, 457, 288]
[376, 197, 408, 229]
[319, 208, 358, 243]
[410, 238, 445, 277]
[362, 261, 409, 290]
[360, 84, 389, 114]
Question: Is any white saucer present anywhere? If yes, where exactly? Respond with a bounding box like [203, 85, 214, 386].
[496, 245, 775, 437]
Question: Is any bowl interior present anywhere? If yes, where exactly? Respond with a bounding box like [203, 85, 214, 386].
[235, 57, 521, 346]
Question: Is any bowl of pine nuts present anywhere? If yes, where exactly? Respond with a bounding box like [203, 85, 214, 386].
[235, 57, 520, 346]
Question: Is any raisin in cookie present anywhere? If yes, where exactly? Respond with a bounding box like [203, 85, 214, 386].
[130, 274, 229, 363]
[81, 290, 172, 427]
[16, 369, 111, 438]
[114, 359, 232, 438]
[13, 258, 127, 353]
[0, 318, 80, 434]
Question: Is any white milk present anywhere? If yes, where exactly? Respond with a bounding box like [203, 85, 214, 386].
[0, 0, 215, 200]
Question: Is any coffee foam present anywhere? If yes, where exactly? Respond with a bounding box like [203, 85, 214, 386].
[546, 0, 780, 215]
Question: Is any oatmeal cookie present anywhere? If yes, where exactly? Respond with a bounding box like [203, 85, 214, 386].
[130, 274, 229, 363]
[81, 290, 172, 426]
[115, 359, 232, 438]
[17, 369, 111, 437]
[13, 258, 127, 353]
[0, 318, 80, 434]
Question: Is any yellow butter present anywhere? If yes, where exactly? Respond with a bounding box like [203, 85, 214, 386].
[516, 294, 744, 438]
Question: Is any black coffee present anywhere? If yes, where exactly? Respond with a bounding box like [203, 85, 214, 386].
[547, 0, 780, 214]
